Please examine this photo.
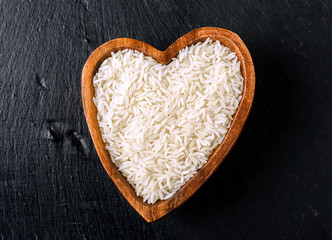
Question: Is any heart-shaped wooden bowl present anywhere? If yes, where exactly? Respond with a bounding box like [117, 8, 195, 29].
[82, 27, 255, 222]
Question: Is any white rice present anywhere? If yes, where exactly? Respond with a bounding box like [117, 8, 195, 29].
[93, 38, 243, 204]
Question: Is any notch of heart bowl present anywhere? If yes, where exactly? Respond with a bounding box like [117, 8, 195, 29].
[82, 27, 255, 222]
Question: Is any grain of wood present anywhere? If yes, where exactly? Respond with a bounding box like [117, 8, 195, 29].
[82, 27, 255, 222]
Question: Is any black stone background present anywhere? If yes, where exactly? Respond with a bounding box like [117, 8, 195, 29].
[0, 0, 331, 239]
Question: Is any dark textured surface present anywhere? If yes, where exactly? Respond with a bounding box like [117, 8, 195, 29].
[0, 0, 331, 239]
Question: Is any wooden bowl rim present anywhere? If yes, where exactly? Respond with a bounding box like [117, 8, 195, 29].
[82, 27, 255, 222]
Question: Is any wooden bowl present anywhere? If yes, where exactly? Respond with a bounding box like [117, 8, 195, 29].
[82, 27, 255, 222]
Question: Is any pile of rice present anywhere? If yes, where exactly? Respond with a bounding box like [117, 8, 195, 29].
[93, 38, 243, 204]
